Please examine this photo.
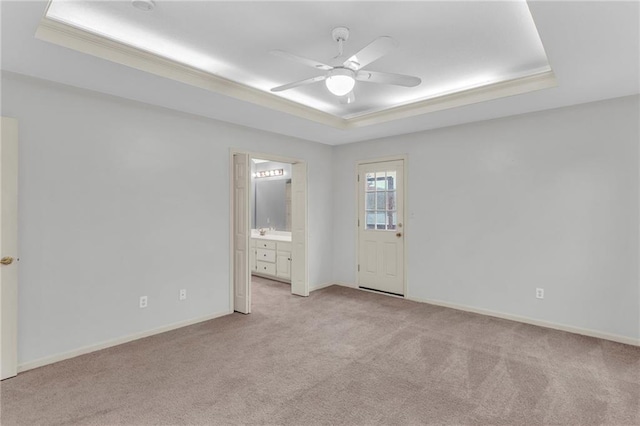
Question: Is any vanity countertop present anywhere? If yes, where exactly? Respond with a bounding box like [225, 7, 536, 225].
[251, 230, 292, 242]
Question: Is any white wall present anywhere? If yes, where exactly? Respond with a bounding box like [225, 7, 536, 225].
[1, 72, 334, 365]
[2, 71, 638, 367]
[332, 95, 640, 341]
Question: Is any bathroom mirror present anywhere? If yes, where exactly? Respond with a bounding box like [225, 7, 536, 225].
[251, 160, 292, 231]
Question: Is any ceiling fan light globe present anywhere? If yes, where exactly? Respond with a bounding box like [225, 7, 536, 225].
[325, 68, 356, 96]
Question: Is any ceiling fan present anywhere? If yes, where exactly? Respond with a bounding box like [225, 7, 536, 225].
[270, 27, 421, 104]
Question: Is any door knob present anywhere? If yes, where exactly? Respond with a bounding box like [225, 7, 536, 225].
[396, 232, 402, 238]
[0, 256, 14, 265]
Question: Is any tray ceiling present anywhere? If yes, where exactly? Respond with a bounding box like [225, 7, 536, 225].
[2, 1, 637, 144]
[40, 0, 555, 127]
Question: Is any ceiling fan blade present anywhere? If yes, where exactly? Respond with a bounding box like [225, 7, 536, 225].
[344, 36, 397, 70]
[271, 75, 326, 92]
[339, 91, 355, 105]
[356, 70, 421, 87]
[270, 50, 333, 71]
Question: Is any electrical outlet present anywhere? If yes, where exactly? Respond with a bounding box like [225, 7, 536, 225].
[139, 296, 148, 308]
[536, 288, 544, 299]
[179, 289, 187, 301]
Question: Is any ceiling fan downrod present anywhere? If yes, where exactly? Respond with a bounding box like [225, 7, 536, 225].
[331, 27, 350, 58]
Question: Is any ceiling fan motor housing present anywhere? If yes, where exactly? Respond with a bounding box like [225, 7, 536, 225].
[327, 68, 355, 79]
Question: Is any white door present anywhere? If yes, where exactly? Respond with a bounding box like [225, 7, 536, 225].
[233, 153, 250, 314]
[358, 160, 405, 295]
[1, 117, 18, 380]
[291, 162, 308, 296]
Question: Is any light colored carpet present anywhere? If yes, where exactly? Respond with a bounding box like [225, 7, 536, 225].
[1, 277, 639, 425]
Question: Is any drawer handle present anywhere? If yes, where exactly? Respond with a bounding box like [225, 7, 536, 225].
[263, 254, 267, 257]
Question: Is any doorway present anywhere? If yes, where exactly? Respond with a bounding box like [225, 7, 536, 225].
[230, 151, 308, 314]
[250, 159, 292, 297]
[357, 158, 406, 296]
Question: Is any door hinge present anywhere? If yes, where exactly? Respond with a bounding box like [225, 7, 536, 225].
[357, 174, 360, 182]
[358, 264, 360, 272]
[358, 218, 360, 227]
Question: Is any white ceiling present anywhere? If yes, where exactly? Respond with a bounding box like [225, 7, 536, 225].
[44, 0, 551, 119]
[1, 1, 638, 145]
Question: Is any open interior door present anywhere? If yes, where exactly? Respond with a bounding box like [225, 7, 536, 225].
[1, 117, 18, 380]
[233, 153, 250, 313]
[291, 162, 308, 296]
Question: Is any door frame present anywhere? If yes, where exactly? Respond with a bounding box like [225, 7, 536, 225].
[355, 155, 408, 298]
[228, 149, 309, 313]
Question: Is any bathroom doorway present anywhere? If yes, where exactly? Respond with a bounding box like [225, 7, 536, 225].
[229, 150, 308, 314]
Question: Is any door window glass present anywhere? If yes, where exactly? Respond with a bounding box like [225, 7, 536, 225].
[364, 171, 397, 230]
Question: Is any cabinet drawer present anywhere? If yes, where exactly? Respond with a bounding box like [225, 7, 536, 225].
[255, 240, 276, 250]
[256, 248, 276, 263]
[256, 261, 276, 276]
[277, 241, 292, 252]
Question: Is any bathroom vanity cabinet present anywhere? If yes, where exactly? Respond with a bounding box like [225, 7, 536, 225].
[250, 236, 291, 282]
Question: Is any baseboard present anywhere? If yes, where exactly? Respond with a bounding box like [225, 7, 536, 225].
[309, 282, 336, 292]
[405, 295, 639, 347]
[252, 272, 291, 284]
[333, 281, 358, 289]
[18, 289, 636, 375]
[336, 282, 639, 347]
[17, 309, 233, 373]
